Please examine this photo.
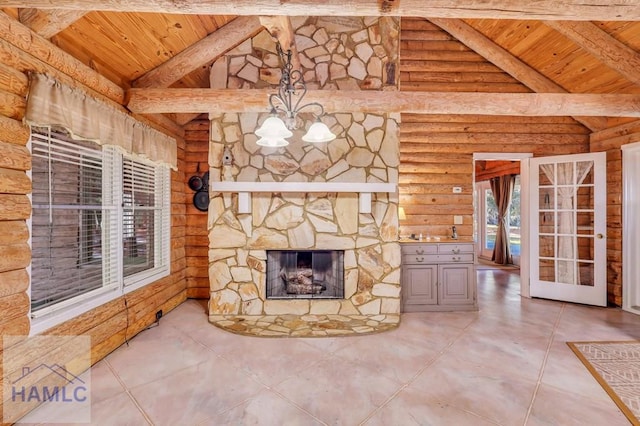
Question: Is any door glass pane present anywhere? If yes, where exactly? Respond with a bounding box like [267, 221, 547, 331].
[576, 212, 593, 234]
[556, 190, 574, 210]
[557, 259, 575, 284]
[557, 236, 574, 259]
[540, 259, 555, 281]
[578, 262, 594, 286]
[576, 186, 594, 209]
[557, 162, 574, 185]
[539, 235, 555, 257]
[557, 212, 575, 234]
[577, 236, 594, 261]
[540, 188, 554, 210]
[539, 165, 553, 185]
[540, 211, 554, 232]
[577, 161, 594, 184]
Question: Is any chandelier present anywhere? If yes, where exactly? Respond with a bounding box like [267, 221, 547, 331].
[255, 43, 336, 147]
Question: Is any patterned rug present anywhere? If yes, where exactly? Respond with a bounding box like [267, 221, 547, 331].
[568, 341, 640, 425]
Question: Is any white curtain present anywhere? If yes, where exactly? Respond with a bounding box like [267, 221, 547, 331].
[24, 73, 177, 170]
[540, 161, 593, 284]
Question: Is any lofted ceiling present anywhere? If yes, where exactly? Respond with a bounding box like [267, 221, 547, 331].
[2, 2, 640, 132]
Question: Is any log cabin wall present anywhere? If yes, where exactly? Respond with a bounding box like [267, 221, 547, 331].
[589, 119, 640, 306]
[398, 18, 590, 239]
[184, 118, 210, 299]
[0, 12, 187, 417]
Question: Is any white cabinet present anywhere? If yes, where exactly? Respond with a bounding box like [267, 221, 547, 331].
[401, 241, 477, 312]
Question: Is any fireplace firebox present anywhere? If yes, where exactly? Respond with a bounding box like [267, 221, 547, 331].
[266, 250, 344, 299]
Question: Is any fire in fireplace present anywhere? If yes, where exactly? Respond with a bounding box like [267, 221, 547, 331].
[266, 250, 344, 299]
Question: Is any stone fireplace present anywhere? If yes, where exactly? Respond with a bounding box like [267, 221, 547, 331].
[206, 16, 401, 336]
[266, 250, 344, 299]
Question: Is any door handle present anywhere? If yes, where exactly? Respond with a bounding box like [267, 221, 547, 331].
[596, 233, 604, 239]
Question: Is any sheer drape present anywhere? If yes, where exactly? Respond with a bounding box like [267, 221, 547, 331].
[24, 73, 177, 170]
[490, 174, 516, 265]
[540, 162, 593, 284]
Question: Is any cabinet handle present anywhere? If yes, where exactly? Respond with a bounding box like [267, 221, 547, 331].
[453, 256, 460, 262]
[416, 249, 424, 254]
[416, 257, 424, 262]
[452, 248, 460, 254]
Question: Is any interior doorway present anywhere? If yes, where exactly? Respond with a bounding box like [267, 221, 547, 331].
[473, 153, 532, 297]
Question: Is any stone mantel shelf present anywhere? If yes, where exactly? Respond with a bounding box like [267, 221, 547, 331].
[212, 181, 397, 214]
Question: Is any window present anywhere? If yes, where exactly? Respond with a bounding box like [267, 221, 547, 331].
[30, 127, 170, 333]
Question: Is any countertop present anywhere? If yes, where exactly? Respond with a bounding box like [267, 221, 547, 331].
[399, 237, 474, 244]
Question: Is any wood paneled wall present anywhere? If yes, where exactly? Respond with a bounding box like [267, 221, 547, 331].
[184, 118, 210, 299]
[398, 18, 591, 239]
[590, 119, 640, 306]
[0, 13, 187, 419]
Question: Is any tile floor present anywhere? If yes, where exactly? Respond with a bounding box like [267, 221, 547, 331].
[21, 268, 640, 425]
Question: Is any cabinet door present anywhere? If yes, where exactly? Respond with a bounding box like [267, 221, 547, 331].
[402, 264, 438, 308]
[439, 264, 475, 306]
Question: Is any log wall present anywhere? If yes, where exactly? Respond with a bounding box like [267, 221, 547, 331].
[0, 12, 187, 420]
[398, 18, 591, 239]
[589, 119, 640, 306]
[184, 118, 210, 299]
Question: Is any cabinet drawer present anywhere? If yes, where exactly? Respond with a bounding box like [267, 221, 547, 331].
[402, 254, 439, 265]
[438, 243, 474, 254]
[437, 253, 474, 263]
[401, 244, 438, 255]
[401, 244, 438, 254]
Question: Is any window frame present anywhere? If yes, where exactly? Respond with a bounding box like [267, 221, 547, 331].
[28, 128, 171, 335]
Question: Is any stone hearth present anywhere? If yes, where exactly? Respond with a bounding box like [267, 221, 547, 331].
[209, 313, 400, 337]
[206, 16, 401, 336]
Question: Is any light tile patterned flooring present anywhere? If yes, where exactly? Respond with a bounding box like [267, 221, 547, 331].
[21, 269, 640, 425]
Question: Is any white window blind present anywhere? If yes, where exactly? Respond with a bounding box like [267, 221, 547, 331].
[30, 127, 171, 324]
[31, 128, 119, 312]
[122, 158, 170, 281]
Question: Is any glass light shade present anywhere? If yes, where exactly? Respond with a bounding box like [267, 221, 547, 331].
[255, 116, 293, 139]
[398, 207, 407, 220]
[302, 120, 336, 143]
[256, 137, 289, 147]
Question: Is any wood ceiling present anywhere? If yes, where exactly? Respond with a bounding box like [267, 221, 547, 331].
[2, 1, 640, 132]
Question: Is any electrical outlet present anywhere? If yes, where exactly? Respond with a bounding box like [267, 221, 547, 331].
[454, 215, 463, 225]
[452, 186, 462, 193]
[155, 310, 163, 321]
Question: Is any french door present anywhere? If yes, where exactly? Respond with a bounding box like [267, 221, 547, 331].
[529, 152, 607, 306]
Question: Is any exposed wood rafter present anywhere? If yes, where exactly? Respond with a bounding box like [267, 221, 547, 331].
[18, 8, 87, 38]
[259, 16, 300, 71]
[3, 1, 639, 20]
[429, 18, 607, 131]
[127, 88, 640, 117]
[544, 20, 640, 87]
[133, 16, 263, 89]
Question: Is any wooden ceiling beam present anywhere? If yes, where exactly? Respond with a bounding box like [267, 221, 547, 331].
[3, 1, 639, 21]
[544, 20, 640, 87]
[132, 16, 263, 89]
[18, 8, 87, 38]
[429, 18, 607, 131]
[127, 88, 640, 117]
[259, 16, 300, 71]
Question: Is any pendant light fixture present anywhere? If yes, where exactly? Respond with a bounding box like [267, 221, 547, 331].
[255, 43, 336, 147]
